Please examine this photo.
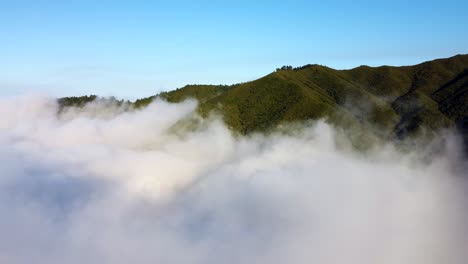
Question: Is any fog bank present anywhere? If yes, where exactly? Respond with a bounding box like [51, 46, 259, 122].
[0, 94, 467, 264]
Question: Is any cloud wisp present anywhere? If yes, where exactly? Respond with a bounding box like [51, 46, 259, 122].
[0, 95, 467, 264]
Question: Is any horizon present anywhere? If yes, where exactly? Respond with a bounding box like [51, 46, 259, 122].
[1, 0, 468, 99]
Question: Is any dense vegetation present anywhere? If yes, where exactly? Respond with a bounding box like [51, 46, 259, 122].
[58, 54, 468, 148]
[57, 95, 97, 110]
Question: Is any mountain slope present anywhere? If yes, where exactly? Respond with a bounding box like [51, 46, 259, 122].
[59, 54, 468, 147]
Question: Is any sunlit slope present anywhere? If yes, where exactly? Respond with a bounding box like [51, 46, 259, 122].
[133, 84, 230, 108]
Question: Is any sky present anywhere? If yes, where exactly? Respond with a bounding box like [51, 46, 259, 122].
[1, 0, 468, 99]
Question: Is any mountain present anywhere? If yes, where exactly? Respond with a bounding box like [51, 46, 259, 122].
[59, 54, 468, 149]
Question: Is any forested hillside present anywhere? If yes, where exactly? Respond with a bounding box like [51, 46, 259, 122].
[59, 54, 468, 148]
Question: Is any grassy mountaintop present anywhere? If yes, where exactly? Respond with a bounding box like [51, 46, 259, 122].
[59, 54, 468, 148]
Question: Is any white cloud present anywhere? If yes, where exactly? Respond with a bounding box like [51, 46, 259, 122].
[0, 95, 467, 264]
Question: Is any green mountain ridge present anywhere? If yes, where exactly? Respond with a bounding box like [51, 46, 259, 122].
[59, 54, 468, 150]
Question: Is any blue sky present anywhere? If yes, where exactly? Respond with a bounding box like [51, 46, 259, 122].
[1, 0, 467, 99]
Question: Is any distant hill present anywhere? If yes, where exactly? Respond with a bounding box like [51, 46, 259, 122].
[59, 54, 468, 149]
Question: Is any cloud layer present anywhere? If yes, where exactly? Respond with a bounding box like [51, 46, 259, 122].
[0, 95, 467, 264]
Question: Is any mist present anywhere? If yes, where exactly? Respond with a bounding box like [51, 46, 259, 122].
[0, 94, 467, 264]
